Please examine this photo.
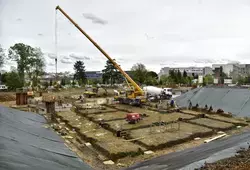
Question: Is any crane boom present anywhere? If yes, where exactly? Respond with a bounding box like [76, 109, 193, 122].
[55, 6, 143, 94]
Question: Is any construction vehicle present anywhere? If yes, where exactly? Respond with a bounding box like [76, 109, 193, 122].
[83, 90, 97, 98]
[143, 86, 172, 100]
[126, 113, 142, 124]
[56, 6, 146, 106]
[0, 85, 8, 91]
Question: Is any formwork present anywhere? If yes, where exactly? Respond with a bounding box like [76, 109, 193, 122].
[56, 111, 145, 160]
[128, 122, 213, 150]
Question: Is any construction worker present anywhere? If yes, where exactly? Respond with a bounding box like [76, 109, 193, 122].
[209, 106, 213, 112]
[80, 94, 84, 103]
[170, 99, 175, 108]
[188, 100, 192, 109]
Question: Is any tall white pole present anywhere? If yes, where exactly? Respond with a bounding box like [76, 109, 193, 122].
[55, 9, 58, 82]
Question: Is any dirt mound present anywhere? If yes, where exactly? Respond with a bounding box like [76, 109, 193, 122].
[0, 92, 15, 102]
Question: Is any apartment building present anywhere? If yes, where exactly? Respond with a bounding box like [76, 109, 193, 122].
[159, 66, 212, 77]
[212, 63, 243, 80]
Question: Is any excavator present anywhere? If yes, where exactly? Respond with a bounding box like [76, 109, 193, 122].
[56, 6, 146, 106]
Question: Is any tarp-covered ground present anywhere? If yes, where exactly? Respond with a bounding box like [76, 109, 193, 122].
[175, 87, 250, 117]
[0, 106, 91, 170]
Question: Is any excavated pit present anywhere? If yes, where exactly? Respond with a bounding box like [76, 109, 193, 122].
[50, 100, 249, 163]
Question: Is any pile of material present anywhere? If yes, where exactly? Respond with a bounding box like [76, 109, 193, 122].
[0, 92, 15, 102]
[42, 94, 63, 102]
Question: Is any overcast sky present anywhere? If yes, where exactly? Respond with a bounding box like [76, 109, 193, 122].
[1, 0, 250, 73]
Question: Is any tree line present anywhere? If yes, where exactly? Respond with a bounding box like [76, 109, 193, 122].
[0, 42, 216, 90]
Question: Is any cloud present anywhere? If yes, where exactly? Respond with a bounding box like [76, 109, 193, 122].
[45, 58, 55, 66]
[193, 59, 216, 64]
[3, 0, 250, 73]
[60, 55, 70, 59]
[69, 53, 90, 60]
[145, 33, 155, 40]
[47, 62, 55, 66]
[60, 56, 73, 64]
[82, 13, 108, 25]
[47, 53, 57, 59]
[16, 18, 22, 22]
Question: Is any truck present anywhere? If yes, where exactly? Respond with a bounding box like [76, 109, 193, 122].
[56, 6, 146, 106]
[143, 86, 172, 100]
[0, 85, 8, 91]
[126, 113, 142, 124]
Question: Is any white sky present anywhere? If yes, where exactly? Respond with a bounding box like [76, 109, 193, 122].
[1, 0, 250, 73]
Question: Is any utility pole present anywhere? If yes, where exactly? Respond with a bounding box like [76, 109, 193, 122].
[55, 9, 58, 83]
[55, 58, 57, 82]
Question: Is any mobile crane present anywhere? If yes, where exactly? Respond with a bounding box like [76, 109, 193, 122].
[56, 6, 146, 106]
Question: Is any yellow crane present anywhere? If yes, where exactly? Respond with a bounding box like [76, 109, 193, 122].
[56, 6, 146, 106]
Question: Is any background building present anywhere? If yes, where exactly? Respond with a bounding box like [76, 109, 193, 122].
[85, 71, 102, 79]
[158, 66, 213, 78]
[212, 63, 244, 80]
[203, 67, 213, 76]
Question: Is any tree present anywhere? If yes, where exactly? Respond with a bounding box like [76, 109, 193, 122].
[102, 60, 122, 85]
[187, 76, 193, 86]
[203, 74, 214, 86]
[0, 45, 5, 68]
[183, 70, 187, 78]
[169, 70, 177, 83]
[145, 76, 158, 85]
[160, 75, 175, 85]
[74, 60, 86, 85]
[88, 78, 102, 85]
[131, 63, 148, 84]
[61, 76, 71, 86]
[146, 71, 158, 80]
[42, 81, 49, 89]
[8, 43, 45, 87]
[237, 75, 246, 85]
[5, 71, 22, 90]
[61, 78, 66, 86]
[29, 48, 45, 87]
[144, 71, 158, 85]
[218, 66, 228, 84]
[49, 79, 53, 86]
[1, 72, 7, 84]
[177, 70, 182, 84]
[245, 76, 250, 84]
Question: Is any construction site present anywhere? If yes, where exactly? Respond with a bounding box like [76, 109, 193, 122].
[2, 4, 250, 170]
[2, 82, 250, 169]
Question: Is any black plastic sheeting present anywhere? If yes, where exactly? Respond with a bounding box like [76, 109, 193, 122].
[180, 140, 250, 170]
[175, 87, 250, 117]
[126, 131, 250, 170]
[0, 106, 91, 170]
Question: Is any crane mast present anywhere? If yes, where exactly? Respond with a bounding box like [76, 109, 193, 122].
[55, 6, 144, 95]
